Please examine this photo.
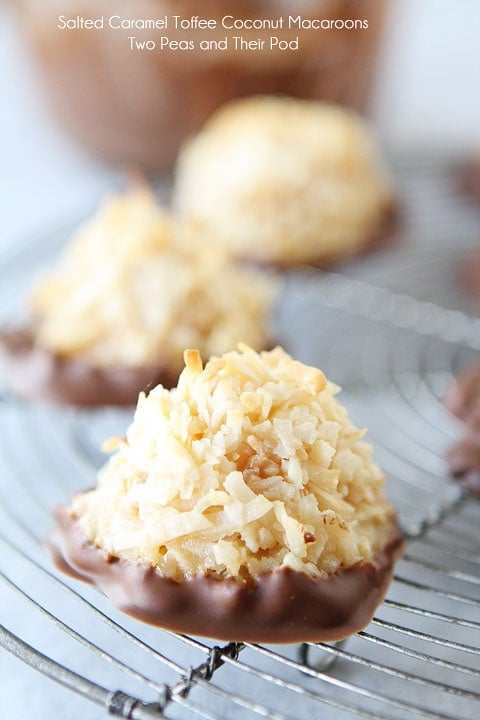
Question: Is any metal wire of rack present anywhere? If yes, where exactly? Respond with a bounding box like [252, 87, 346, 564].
[0, 156, 479, 719]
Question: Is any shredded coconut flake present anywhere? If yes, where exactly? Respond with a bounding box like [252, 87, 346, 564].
[71, 345, 396, 582]
[30, 189, 276, 370]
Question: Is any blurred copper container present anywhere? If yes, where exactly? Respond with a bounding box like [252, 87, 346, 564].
[15, 0, 389, 171]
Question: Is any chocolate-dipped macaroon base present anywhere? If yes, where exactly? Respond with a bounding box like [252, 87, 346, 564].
[444, 363, 480, 431]
[0, 328, 179, 407]
[446, 435, 480, 497]
[47, 507, 404, 644]
[459, 159, 480, 202]
[444, 363, 480, 496]
[458, 247, 480, 305]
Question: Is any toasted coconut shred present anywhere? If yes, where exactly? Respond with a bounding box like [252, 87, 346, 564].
[71, 345, 396, 582]
[29, 188, 275, 371]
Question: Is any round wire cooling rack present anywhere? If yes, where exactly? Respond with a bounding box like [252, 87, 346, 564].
[1, 156, 480, 720]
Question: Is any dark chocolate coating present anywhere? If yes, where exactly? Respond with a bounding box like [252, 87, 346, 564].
[46, 507, 404, 644]
[444, 364, 480, 496]
[444, 363, 480, 431]
[0, 327, 179, 406]
[459, 159, 480, 201]
[446, 435, 480, 497]
[459, 247, 480, 304]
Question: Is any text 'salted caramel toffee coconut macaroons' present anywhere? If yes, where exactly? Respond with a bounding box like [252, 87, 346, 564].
[0, 188, 276, 406]
[48, 345, 404, 643]
[173, 96, 394, 267]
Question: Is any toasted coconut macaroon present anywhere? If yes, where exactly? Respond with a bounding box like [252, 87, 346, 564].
[0, 189, 276, 406]
[48, 345, 404, 642]
[446, 433, 480, 497]
[173, 96, 394, 267]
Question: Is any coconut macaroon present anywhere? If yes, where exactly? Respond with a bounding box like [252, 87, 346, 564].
[48, 345, 403, 642]
[0, 188, 275, 406]
[173, 96, 394, 267]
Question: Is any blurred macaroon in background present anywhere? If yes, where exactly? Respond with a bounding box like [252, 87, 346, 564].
[1, 0, 480, 248]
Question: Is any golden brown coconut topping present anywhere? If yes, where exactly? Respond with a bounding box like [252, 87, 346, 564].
[173, 96, 393, 266]
[69, 344, 397, 582]
[30, 189, 276, 373]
